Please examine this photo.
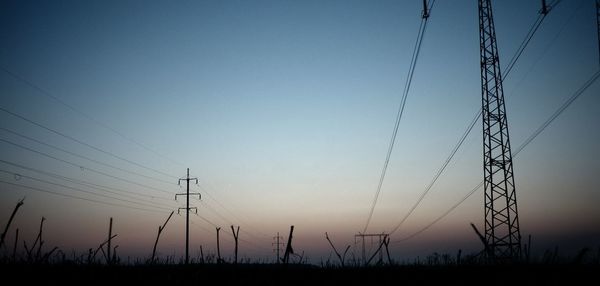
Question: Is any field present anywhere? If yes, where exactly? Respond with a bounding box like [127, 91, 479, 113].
[1, 262, 598, 286]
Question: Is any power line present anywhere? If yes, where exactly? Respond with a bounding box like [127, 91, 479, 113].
[0, 106, 178, 180]
[392, 68, 600, 243]
[0, 55, 273, 259]
[194, 183, 270, 238]
[1, 112, 260, 238]
[0, 157, 174, 202]
[238, 236, 272, 252]
[193, 208, 220, 229]
[363, 0, 436, 233]
[199, 200, 235, 226]
[507, 0, 585, 96]
[0, 66, 187, 169]
[0, 180, 168, 214]
[501, 0, 562, 80]
[189, 218, 222, 240]
[195, 184, 254, 230]
[0, 159, 176, 207]
[0, 169, 173, 211]
[503, 14, 544, 79]
[0, 127, 176, 186]
[194, 184, 243, 222]
[188, 205, 270, 253]
[198, 199, 270, 244]
[188, 217, 234, 245]
[190, 216, 271, 255]
[5, 48, 278, 260]
[0, 137, 173, 196]
[514, 69, 600, 155]
[174, 170, 271, 243]
[393, 181, 483, 243]
[386, 0, 560, 236]
[388, 112, 479, 235]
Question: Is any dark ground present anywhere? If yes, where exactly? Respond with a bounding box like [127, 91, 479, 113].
[1, 263, 598, 286]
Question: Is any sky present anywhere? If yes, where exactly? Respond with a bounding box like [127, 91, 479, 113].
[0, 0, 599, 264]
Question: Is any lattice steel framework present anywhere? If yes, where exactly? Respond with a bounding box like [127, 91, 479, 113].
[478, 0, 521, 260]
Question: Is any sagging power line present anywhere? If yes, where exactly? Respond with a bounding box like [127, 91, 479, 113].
[0, 106, 178, 180]
[0, 137, 173, 197]
[0, 169, 173, 211]
[363, 0, 436, 234]
[0, 127, 175, 186]
[387, 0, 559, 237]
[0, 66, 188, 169]
[393, 68, 600, 244]
[194, 183, 270, 239]
[0, 180, 167, 213]
[0, 159, 174, 205]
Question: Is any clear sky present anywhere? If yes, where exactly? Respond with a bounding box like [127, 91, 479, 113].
[0, 0, 599, 263]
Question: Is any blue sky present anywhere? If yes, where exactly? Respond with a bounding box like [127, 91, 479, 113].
[0, 0, 599, 263]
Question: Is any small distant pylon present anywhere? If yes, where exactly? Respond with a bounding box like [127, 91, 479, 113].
[272, 232, 284, 263]
[354, 232, 388, 265]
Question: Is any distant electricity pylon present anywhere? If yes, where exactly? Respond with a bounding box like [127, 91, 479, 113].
[477, 0, 521, 260]
[272, 232, 284, 263]
[176, 168, 201, 264]
[354, 232, 388, 265]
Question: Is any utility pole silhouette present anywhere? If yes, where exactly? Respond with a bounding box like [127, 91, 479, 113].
[478, 0, 521, 261]
[272, 232, 284, 263]
[176, 168, 200, 264]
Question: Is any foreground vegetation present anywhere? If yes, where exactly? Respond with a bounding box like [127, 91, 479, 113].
[0, 262, 598, 286]
[2, 199, 599, 285]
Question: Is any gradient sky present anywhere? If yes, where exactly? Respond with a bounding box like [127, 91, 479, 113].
[0, 0, 599, 263]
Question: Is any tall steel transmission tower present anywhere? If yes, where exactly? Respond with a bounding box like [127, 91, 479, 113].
[478, 0, 521, 260]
